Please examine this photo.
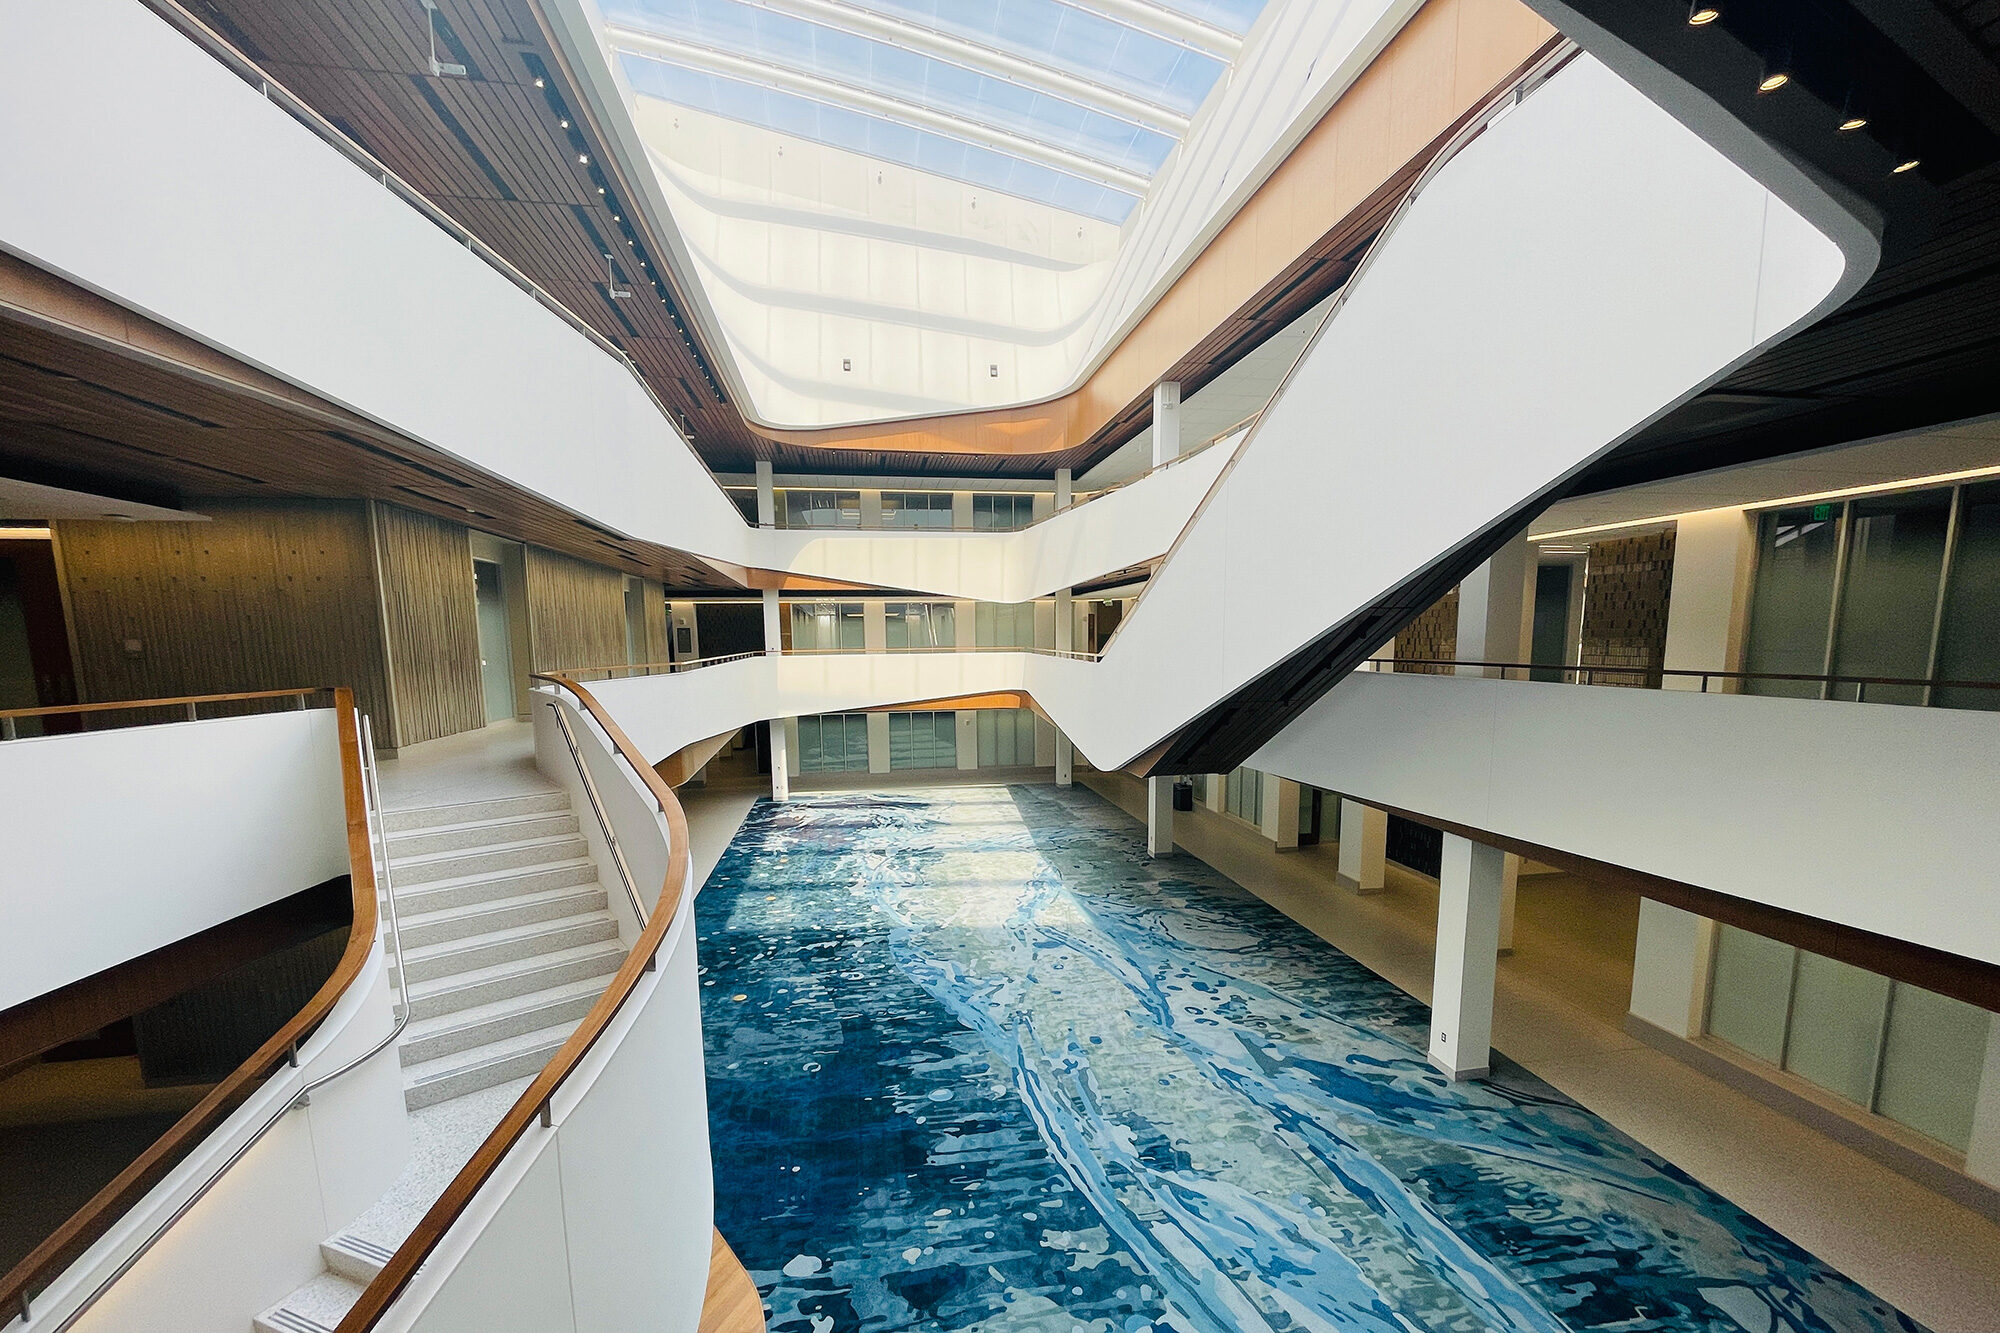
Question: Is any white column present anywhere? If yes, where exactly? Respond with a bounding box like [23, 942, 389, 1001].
[863, 600, 887, 653]
[951, 491, 973, 530]
[1336, 799, 1386, 894]
[1206, 774, 1227, 814]
[1265, 777, 1301, 849]
[761, 588, 781, 656]
[859, 489, 883, 527]
[1966, 1022, 2000, 1187]
[1147, 776, 1175, 857]
[1497, 854, 1520, 953]
[956, 711, 977, 771]
[1628, 900, 1716, 1039]
[1430, 834, 1505, 1080]
[767, 718, 790, 803]
[754, 460, 775, 527]
[954, 598, 976, 651]
[1151, 381, 1181, 468]
[867, 712, 890, 774]
[1663, 507, 1755, 689]
[1053, 465, 1075, 786]
[1455, 536, 1536, 676]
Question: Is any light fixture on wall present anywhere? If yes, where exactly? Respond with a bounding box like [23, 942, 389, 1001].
[604, 253, 632, 300]
[420, 0, 466, 78]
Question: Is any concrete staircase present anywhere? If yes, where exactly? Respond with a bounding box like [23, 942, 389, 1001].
[254, 788, 624, 1332]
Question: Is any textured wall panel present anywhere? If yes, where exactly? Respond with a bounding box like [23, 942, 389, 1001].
[1394, 587, 1460, 672]
[526, 545, 628, 673]
[1580, 531, 1677, 686]
[56, 500, 391, 726]
[372, 502, 485, 747]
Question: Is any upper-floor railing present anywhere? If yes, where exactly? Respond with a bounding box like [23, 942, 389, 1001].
[1362, 657, 2000, 705]
[0, 688, 387, 1328]
[547, 644, 1107, 684]
[752, 414, 1257, 534]
[336, 674, 693, 1331]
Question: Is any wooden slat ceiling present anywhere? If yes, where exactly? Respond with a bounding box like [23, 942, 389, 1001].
[0, 263, 742, 590]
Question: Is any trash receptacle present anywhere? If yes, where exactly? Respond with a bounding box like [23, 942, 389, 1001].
[1171, 780, 1194, 812]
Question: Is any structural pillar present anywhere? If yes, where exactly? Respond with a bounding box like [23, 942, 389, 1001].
[1627, 900, 1717, 1039]
[1052, 464, 1076, 786]
[1147, 776, 1175, 857]
[1430, 834, 1505, 1080]
[755, 459, 775, 528]
[1151, 381, 1181, 468]
[1265, 777, 1301, 849]
[757, 461, 787, 803]
[1662, 507, 1755, 689]
[1455, 536, 1536, 677]
[1336, 798, 1386, 893]
[767, 717, 790, 804]
[1966, 1024, 2000, 1188]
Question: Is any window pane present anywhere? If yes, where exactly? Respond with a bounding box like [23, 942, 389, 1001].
[1874, 984, 1991, 1151]
[1744, 508, 1841, 698]
[1706, 926, 1795, 1064]
[1783, 951, 1891, 1106]
[1829, 490, 1950, 704]
[1934, 481, 2000, 711]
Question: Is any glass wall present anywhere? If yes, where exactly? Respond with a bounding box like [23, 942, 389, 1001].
[883, 492, 954, 529]
[788, 601, 864, 651]
[1741, 480, 2000, 708]
[972, 493, 1034, 530]
[1224, 767, 1263, 826]
[796, 714, 869, 772]
[1705, 924, 1992, 1153]
[783, 489, 861, 528]
[976, 709, 1037, 767]
[885, 602, 954, 649]
[974, 601, 1037, 648]
[888, 711, 957, 769]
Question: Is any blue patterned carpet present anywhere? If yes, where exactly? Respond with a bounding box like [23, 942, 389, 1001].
[698, 784, 1925, 1333]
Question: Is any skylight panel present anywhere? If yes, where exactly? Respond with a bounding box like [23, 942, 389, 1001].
[622, 55, 1138, 223]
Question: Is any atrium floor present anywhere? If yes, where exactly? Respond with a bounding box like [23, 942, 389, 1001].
[695, 782, 1961, 1333]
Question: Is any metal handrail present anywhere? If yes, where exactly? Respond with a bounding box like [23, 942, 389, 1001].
[1362, 657, 2000, 700]
[750, 414, 1256, 534]
[16, 700, 410, 1332]
[545, 699, 653, 938]
[0, 688, 317, 740]
[551, 644, 1106, 682]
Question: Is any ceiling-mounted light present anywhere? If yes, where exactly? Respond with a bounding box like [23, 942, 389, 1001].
[420, 0, 466, 78]
[1836, 89, 1866, 132]
[605, 253, 632, 300]
[532, 75, 545, 88]
[1757, 46, 1792, 93]
[1687, 3, 1720, 24]
[577, 152, 590, 164]
[1893, 156, 1921, 174]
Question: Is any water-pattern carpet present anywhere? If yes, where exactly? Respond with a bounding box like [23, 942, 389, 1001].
[698, 784, 1925, 1333]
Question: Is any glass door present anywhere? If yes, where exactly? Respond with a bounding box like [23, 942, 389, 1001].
[473, 559, 515, 723]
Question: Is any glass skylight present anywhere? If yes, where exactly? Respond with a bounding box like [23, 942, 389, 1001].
[605, 0, 1271, 222]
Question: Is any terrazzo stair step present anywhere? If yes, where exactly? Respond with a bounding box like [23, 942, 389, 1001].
[401, 1020, 578, 1109]
[390, 913, 620, 985]
[399, 940, 626, 1022]
[382, 789, 567, 834]
[386, 857, 598, 916]
[252, 1272, 366, 1333]
[392, 883, 609, 950]
[397, 976, 608, 1067]
[319, 1231, 397, 1285]
[389, 833, 589, 885]
[385, 809, 579, 858]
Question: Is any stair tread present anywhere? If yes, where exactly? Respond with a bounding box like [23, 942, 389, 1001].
[384, 790, 562, 820]
[255, 1272, 365, 1333]
[393, 881, 607, 930]
[401, 938, 626, 1001]
[388, 831, 586, 869]
[394, 911, 619, 966]
[401, 1019, 579, 1086]
[387, 856, 596, 897]
[401, 975, 610, 1043]
[387, 809, 575, 841]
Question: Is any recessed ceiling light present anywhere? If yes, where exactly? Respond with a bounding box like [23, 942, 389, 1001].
[1893, 157, 1921, 174]
[1687, 4, 1720, 25]
[533, 76, 545, 88]
[1758, 69, 1789, 93]
[577, 152, 590, 164]
[1839, 115, 1867, 132]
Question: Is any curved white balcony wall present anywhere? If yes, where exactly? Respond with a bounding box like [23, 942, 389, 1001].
[0, 709, 348, 1010]
[0, 0, 1220, 604]
[761, 439, 1231, 602]
[1246, 672, 2000, 970]
[370, 693, 711, 1333]
[48, 947, 409, 1333]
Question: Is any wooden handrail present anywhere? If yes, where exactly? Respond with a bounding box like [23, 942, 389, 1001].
[1362, 657, 2000, 693]
[0, 687, 323, 722]
[337, 674, 693, 1332]
[0, 688, 377, 1324]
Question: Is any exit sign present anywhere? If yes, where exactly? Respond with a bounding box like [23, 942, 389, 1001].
[1811, 503, 1834, 521]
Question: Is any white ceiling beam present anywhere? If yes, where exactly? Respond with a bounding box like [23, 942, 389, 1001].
[738, 0, 1192, 136]
[1052, 0, 1243, 61]
[609, 26, 1153, 195]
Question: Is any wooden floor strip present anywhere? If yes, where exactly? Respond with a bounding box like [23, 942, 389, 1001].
[702, 1228, 765, 1333]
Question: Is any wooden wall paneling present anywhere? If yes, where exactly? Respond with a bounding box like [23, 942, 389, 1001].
[524, 545, 628, 672]
[53, 500, 392, 725]
[371, 501, 485, 747]
[642, 577, 671, 662]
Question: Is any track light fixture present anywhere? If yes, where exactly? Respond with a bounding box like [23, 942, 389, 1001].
[420, 0, 466, 78]
[1687, 3, 1720, 24]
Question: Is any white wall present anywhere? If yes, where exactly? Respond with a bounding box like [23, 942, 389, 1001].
[53, 948, 409, 1333]
[1248, 670, 2000, 968]
[0, 709, 348, 1010]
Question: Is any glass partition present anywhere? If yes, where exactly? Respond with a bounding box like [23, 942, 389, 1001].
[788, 601, 864, 651]
[1828, 490, 1951, 703]
[882, 492, 954, 529]
[886, 602, 954, 649]
[888, 711, 957, 769]
[1933, 479, 2000, 710]
[797, 714, 869, 772]
[1743, 506, 1841, 698]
